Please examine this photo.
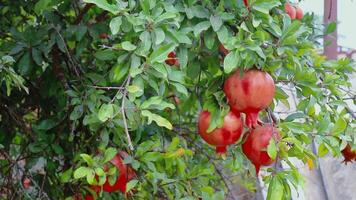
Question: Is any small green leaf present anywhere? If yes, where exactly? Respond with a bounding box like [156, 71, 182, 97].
[318, 143, 329, 157]
[80, 154, 94, 166]
[83, 0, 118, 14]
[126, 180, 138, 192]
[223, 51, 239, 73]
[60, 168, 73, 183]
[154, 28, 165, 45]
[331, 117, 347, 135]
[210, 15, 222, 32]
[110, 16, 122, 35]
[325, 22, 337, 34]
[148, 43, 176, 64]
[103, 147, 117, 163]
[267, 138, 277, 159]
[267, 177, 284, 200]
[95, 167, 105, 176]
[73, 167, 90, 179]
[98, 104, 114, 122]
[122, 41, 137, 51]
[193, 21, 211, 36]
[141, 110, 173, 130]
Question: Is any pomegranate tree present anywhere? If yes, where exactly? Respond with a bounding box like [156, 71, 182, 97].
[198, 111, 243, 154]
[242, 125, 280, 175]
[341, 144, 356, 164]
[223, 69, 275, 128]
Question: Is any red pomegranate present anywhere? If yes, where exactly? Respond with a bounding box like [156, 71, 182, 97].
[85, 195, 94, 200]
[341, 144, 356, 164]
[165, 52, 179, 66]
[285, 3, 296, 19]
[23, 177, 31, 189]
[223, 69, 275, 128]
[295, 6, 303, 20]
[198, 111, 243, 154]
[92, 151, 135, 193]
[218, 44, 229, 57]
[242, 125, 280, 175]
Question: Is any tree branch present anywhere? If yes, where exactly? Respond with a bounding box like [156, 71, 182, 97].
[121, 76, 134, 151]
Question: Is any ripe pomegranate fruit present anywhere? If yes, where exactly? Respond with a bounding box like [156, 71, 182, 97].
[92, 151, 135, 193]
[85, 195, 94, 200]
[99, 33, 108, 39]
[341, 144, 356, 164]
[223, 69, 275, 128]
[165, 52, 179, 66]
[198, 111, 243, 154]
[285, 3, 296, 19]
[242, 125, 280, 175]
[23, 177, 31, 189]
[295, 5, 303, 20]
[219, 44, 229, 56]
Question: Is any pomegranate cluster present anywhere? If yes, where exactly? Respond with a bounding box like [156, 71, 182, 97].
[198, 47, 280, 174]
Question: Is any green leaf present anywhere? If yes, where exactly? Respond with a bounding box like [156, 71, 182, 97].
[267, 138, 277, 159]
[95, 167, 105, 176]
[94, 49, 116, 61]
[109, 63, 129, 83]
[18, 51, 32, 75]
[267, 177, 284, 200]
[318, 143, 329, 157]
[141, 96, 175, 110]
[110, 16, 122, 35]
[98, 104, 114, 122]
[122, 41, 137, 51]
[73, 167, 90, 179]
[253, 0, 281, 14]
[103, 147, 117, 163]
[148, 43, 176, 64]
[80, 154, 94, 166]
[281, 21, 301, 42]
[210, 15, 222, 32]
[171, 82, 188, 97]
[126, 180, 139, 192]
[325, 22, 337, 34]
[154, 28, 165, 45]
[193, 21, 211, 36]
[60, 168, 73, 183]
[83, 0, 118, 14]
[141, 110, 173, 130]
[331, 117, 347, 135]
[223, 51, 239, 73]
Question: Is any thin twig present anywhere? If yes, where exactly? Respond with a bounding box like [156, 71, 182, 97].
[87, 85, 124, 90]
[121, 76, 134, 151]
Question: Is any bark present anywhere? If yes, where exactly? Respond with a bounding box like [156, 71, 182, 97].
[323, 0, 338, 59]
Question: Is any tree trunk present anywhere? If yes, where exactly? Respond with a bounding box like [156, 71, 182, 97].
[323, 0, 338, 59]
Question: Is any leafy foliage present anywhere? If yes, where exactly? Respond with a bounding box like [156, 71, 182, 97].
[0, 0, 355, 199]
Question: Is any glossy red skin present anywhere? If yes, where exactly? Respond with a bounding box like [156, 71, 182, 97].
[218, 44, 229, 56]
[242, 125, 280, 175]
[198, 111, 243, 154]
[342, 144, 356, 164]
[165, 52, 179, 66]
[295, 6, 303, 20]
[285, 3, 296, 19]
[92, 151, 135, 193]
[223, 70, 275, 128]
[85, 195, 94, 200]
[23, 177, 31, 189]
